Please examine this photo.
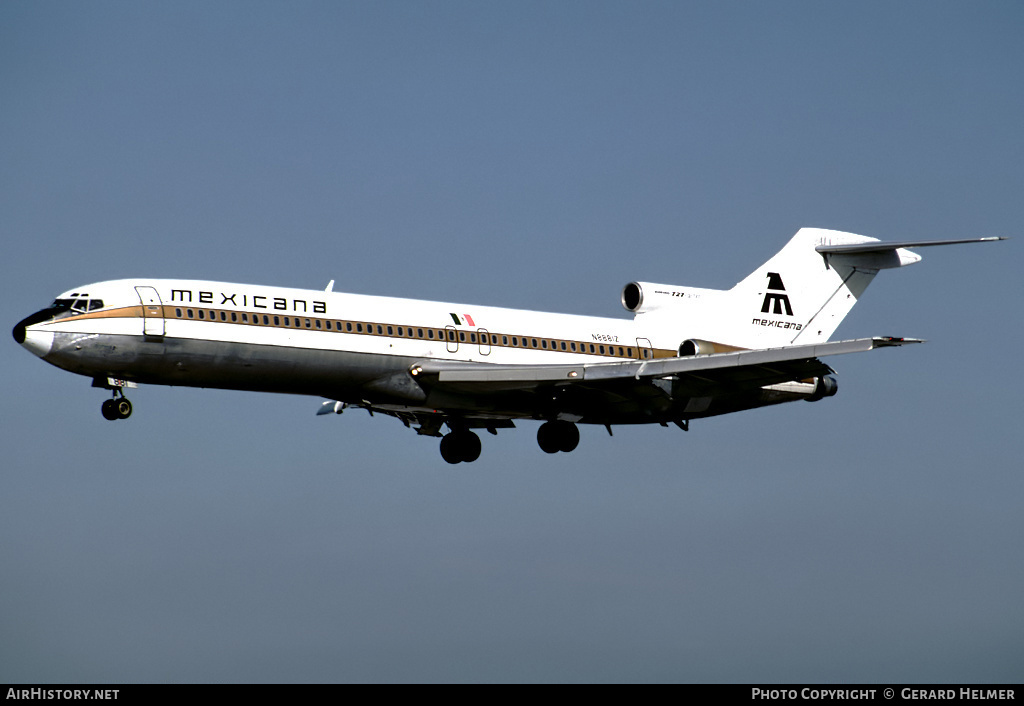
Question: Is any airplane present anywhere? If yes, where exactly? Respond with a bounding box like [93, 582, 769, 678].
[13, 227, 1003, 464]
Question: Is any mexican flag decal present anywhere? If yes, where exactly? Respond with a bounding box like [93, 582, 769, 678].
[449, 313, 476, 326]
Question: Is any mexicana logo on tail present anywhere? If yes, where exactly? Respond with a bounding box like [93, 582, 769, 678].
[761, 272, 793, 316]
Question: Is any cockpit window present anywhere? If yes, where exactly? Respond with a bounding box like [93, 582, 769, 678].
[49, 298, 103, 317]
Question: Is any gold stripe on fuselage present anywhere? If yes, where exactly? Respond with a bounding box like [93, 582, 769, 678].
[44, 304, 680, 360]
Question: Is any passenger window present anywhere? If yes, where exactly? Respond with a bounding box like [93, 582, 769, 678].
[231, 312, 238, 322]
[175, 308, 182, 317]
[284, 317, 290, 326]
[387, 326, 394, 335]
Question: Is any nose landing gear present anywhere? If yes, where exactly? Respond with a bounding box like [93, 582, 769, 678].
[101, 392, 132, 420]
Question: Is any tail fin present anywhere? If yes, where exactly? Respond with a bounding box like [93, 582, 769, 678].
[677, 228, 1003, 349]
[725, 228, 885, 347]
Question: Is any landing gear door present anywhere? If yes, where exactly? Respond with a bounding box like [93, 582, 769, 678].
[135, 286, 165, 338]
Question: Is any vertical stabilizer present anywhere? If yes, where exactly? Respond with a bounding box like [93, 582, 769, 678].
[722, 228, 885, 348]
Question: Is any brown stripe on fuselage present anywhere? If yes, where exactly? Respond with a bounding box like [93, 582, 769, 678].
[44, 303, 684, 361]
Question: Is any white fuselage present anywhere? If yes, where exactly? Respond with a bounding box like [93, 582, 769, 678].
[17, 278, 681, 417]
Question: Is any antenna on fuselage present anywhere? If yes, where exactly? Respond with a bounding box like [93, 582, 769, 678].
[325, 279, 335, 293]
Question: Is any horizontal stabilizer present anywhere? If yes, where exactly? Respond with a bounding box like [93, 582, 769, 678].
[815, 237, 1006, 255]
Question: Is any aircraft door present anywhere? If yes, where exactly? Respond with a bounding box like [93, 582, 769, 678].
[445, 325, 459, 353]
[135, 286, 165, 338]
[636, 337, 653, 360]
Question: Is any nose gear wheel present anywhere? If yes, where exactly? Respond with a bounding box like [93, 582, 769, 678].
[100, 389, 132, 420]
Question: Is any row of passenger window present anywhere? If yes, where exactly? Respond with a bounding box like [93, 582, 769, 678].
[171, 306, 649, 359]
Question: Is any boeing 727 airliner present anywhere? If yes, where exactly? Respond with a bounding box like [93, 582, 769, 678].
[13, 228, 1003, 463]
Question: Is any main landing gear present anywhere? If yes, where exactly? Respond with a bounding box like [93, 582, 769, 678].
[437, 421, 581, 464]
[439, 430, 482, 464]
[100, 392, 132, 421]
[537, 420, 579, 454]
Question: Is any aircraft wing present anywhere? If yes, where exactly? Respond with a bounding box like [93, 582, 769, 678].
[416, 336, 919, 393]
[323, 337, 921, 432]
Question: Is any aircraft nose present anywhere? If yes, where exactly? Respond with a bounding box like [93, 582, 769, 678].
[13, 318, 27, 344]
[13, 316, 54, 357]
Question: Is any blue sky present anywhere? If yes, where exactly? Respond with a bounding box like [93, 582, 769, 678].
[2, 1, 1021, 682]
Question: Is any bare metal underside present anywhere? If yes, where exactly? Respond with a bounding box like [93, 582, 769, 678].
[41, 329, 868, 429]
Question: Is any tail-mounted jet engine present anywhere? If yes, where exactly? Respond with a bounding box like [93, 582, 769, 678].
[621, 281, 687, 314]
[677, 339, 744, 357]
[622, 281, 727, 318]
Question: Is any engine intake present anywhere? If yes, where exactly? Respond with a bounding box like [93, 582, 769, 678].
[621, 282, 643, 312]
[677, 339, 744, 357]
[621, 281, 726, 315]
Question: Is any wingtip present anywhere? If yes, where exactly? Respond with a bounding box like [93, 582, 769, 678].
[872, 336, 926, 347]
